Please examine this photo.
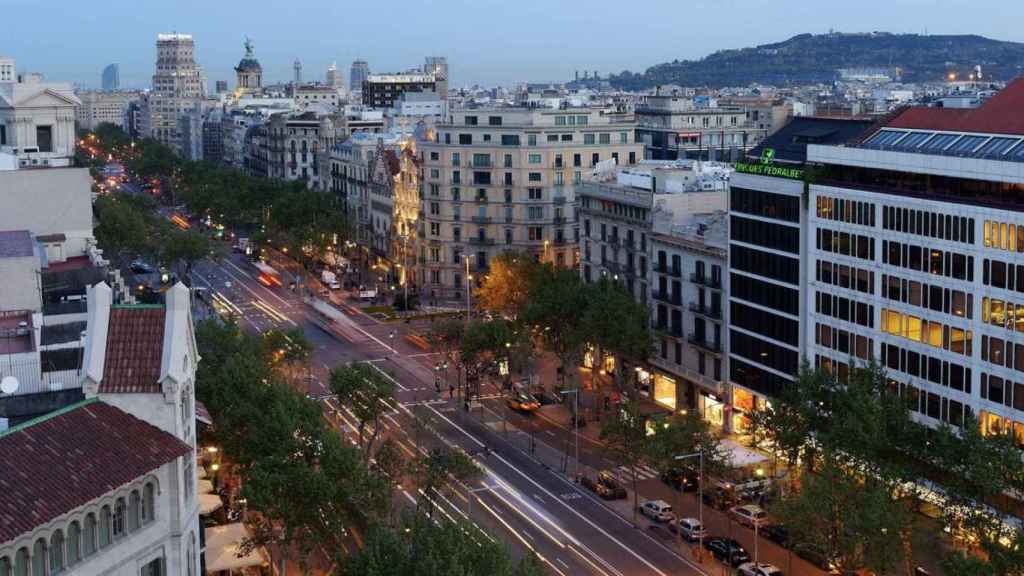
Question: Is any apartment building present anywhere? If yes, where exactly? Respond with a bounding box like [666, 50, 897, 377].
[726, 116, 872, 432]
[265, 110, 343, 189]
[420, 106, 642, 300]
[636, 94, 767, 162]
[806, 79, 1024, 436]
[76, 91, 140, 131]
[140, 34, 206, 150]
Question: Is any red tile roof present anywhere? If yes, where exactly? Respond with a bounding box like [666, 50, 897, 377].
[0, 399, 191, 544]
[887, 77, 1024, 135]
[100, 306, 166, 393]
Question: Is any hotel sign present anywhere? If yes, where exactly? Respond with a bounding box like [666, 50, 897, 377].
[734, 148, 804, 180]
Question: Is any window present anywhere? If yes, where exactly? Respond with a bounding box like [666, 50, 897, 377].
[528, 172, 542, 182]
[501, 134, 519, 146]
[129, 490, 142, 531]
[488, 116, 502, 126]
[620, 132, 629, 143]
[528, 153, 542, 164]
[67, 522, 81, 566]
[113, 498, 127, 538]
[99, 506, 112, 547]
[599, 133, 611, 144]
[36, 126, 53, 153]
[584, 133, 595, 145]
[83, 514, 97, 556]
[528, 188, 542, 200]
[458, 134, 472, 145]
[50, 531, 65, 574]
[142, 482, 156, 524]
[32, 540, 45, 576]
[140, 558, 164, 576]
[527, 134, 537, 146]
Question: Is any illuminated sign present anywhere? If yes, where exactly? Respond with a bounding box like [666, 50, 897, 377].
[733, 147, 804, 180]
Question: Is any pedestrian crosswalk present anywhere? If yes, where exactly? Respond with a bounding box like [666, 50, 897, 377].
[603, 464, 660, 484]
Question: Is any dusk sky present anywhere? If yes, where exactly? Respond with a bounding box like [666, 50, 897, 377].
[5, 0, 1024, 89]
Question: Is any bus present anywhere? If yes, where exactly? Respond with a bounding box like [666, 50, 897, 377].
[252, 261, 283, 287]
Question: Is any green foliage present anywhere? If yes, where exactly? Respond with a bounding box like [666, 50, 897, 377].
[645, 411, 730, 481]
[520, 264, 590, 388]
[474, 252, 540, 319]
[329, 362, 397, 461]
[261, 328, 312, 366]
[581, 278, 653, 394]
[344, 511, 545, 576]
[600, 401, 649, 519]
[413, 447, 482, 519]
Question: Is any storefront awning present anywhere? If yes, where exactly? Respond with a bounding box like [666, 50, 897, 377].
[205, 523, 268, 573]
[721, 438, 769, 468]
[199, 493, 223, 516]
[198, 479, 215, 494]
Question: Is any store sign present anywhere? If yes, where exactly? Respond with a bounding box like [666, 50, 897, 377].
[734, 147, 804, 180]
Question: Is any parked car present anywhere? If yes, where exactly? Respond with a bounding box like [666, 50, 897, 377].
[761, 523, 789, 547]
[506, 392, 540, 412]
[793, 543, 836, 572]
[703, 537, 750, 566]
[660, 467, 699, 492]
[730, 504, 769, 528]
[639, 499, 674, 522]
[702, 486, 739, 510]
[580, 471, 627, 500]
[738, 562, 784, 576]
[669, 517, 707, 542]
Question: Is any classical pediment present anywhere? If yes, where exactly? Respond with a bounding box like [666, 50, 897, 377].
[12, 88, 81, 108]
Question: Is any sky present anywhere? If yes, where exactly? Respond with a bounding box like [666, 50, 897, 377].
[4, 0, 1024, 89]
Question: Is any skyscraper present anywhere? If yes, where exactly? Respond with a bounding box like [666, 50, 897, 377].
[293, 58, 302, 85]
[101, 63, 119, 91]
[350, 59, 369, 93]
[326, 62, 342, 88]
[140, 33, 206, 149]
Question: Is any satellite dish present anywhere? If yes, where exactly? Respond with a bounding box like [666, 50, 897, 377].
[1, 376, 19, 395]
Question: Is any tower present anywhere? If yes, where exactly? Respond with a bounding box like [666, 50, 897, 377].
[350, 59, 369, 93]
[326, 62, 342, 88]
[234, 37, 262, 93]
[101, 63, 119, 91]
[143, 33, 205, 148]
[293, 58, 302, 85]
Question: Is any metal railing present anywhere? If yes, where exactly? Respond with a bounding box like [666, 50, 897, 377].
[688, 302, 722, 320]
[690, 273, 722, 289]
[687, 333, 722, 354]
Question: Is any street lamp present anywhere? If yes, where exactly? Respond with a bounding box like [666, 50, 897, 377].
[675, 450, 705, 557]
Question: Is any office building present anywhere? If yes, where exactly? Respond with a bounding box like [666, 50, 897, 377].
[0, 57, 80, 168]
[805, 79, 1024, 436]
[140, 33, 207, 149]
[726, 116, 874, 432]
[101, 63, 119, 91]
[75, 90, 140, 131]
[419, 106, 642, 300]
[362, 73, 436, 109]
[326, 62, 343, 89]
[636, 94, 767, 161]
[424, 56, 448, 99]
[350, 60, 369, 95]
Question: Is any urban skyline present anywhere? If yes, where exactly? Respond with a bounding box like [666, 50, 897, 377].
[6, 0, 1024, 88]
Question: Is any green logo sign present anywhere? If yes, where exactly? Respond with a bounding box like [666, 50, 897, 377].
[734, 147, 803, 180]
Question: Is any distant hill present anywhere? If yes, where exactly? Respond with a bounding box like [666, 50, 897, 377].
[607, 32, 1024, 89]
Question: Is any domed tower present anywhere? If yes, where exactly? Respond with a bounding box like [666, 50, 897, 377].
[234, 37, 262, 93]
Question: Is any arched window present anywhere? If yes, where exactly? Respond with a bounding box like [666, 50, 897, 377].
[99, 506, 112, 548]
[31, 538, 46, 576]
[49, 531, 64, 574]
[142, 483, 156, 524]
[67, 522, 81, 566]
[113, 498, 126, 538]
[0, 556, 12, 576]
[128, 491, 141, 531]
[13, 548, 28, 576]
[83, 514, 97, 556]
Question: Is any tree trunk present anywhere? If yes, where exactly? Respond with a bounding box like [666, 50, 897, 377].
[900, 529, 914, 576]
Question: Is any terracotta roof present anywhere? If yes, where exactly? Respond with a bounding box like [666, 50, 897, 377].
[0, 399, 191, 544]
[886, 77, 1024, 135]
[100, 306, 166, 393]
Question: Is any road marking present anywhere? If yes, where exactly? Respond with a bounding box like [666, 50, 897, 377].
[222, 258, 294, 308]
[556, 558, 569, 569]
[365, 360, 410, 391]
[423, 404, 484, 448]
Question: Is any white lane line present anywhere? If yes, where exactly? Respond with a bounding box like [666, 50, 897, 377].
[366, 360, 410, 391]
[424, 404, 484, 448]
[556, 558, 570, 570]
[222, 258, 294, 308]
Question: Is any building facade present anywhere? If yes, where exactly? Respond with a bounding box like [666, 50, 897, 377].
[362, 73, 436, 109]
[234, 38, 262, 94]
[636, 94, 767, 162]
[0, 58, 80, 168]
[420, 106, 641, 299]
[76, 91, 140, 131]
[350, 60, 369, 95]
[140, 34, 206, 150]
[101, 64, 119, 91]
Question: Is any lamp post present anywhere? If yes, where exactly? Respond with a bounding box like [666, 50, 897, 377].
[675, 450, 705, 558]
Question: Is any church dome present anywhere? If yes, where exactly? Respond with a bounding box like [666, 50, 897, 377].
[235, 57, 262, 73]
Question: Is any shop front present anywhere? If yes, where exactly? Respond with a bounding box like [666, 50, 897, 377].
[700, 391, 726, 429]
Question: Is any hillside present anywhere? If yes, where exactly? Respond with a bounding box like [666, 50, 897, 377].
[607, 32, 1024, 89]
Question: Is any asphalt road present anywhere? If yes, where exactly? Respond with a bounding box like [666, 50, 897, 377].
[189, 251, 709, 576]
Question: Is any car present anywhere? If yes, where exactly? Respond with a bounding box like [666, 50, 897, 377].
[660, 467, 699, 492]
[793, 543, 836, 572]
[703, 537, 750, 566]
[639, 499, 674, 522]
[761, 523, 789, 547]
[703, 486, 739, 510]
[580, 471, 627, 500]
[738, 562, 784, 576]
[506, 392, 540, 412]
[730, 504, 769, 528]
[669, 517, 707, 542]
[130, 260, 156, 274]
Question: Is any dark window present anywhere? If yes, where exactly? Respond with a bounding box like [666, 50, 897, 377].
[488, 116, 502, 126]
[731, 215, 799, 254]
[730, 357, 792, 397]
[730, 187, 800, 223]
[500, 134, 520, 146]
[731, 301, 799, 346]
[0, 125, 6, 146]
[731, 245, 799, 285]
[36, 125, 53, 152]
[730, 273, 799, 315]
[458, 134, 472, 145]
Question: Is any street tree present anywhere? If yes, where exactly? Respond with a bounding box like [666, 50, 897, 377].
[329, 362, 397, 462]
[473, 252, 539, 319]
[414, 447, 482, 519]
[520, 265, 589, 395]
[93, 193, 155, 266]
[600, 400, 649, 521]
[581, 278, 654, 399]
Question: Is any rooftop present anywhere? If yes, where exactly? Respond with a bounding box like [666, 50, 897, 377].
[0, 230, 34, 259]
[99, 305, 166, 394]
[0, 399, 191, 544]
[748, 116, 875, 164]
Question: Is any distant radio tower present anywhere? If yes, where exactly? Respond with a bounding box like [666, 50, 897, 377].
[293, 58, 302, 84]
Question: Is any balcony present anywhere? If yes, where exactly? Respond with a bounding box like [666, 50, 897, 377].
[471, 216, 492, 224]
[468, 237, 496, 246]
[652, 291, 682, 306]
[690, 273, 722, 289]
[689, 302, 722, 320]
[687, 333, 722, 355]
[553, 195, 567, 205]
[655, 263, 682, 277]
[553, 216, 566, 224]
[472, 159, 492, 168]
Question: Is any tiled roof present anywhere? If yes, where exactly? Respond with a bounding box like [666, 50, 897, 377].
[100, 306, 166, 393]
[0, 230, 34, 258]
[0, 399, 191, 544]
[887, 77, 1024, 136]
